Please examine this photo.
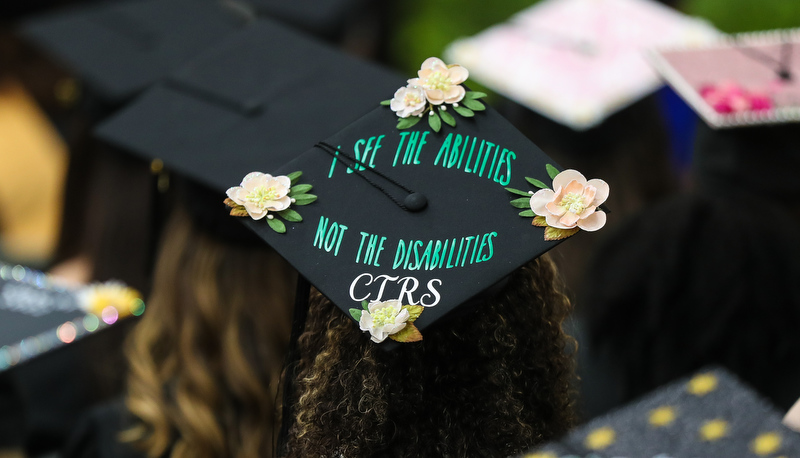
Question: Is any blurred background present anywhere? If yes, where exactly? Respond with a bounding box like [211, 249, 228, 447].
[1, 0, 800, 456]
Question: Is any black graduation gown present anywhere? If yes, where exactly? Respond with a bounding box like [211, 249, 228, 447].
[62, 399, 146, 458]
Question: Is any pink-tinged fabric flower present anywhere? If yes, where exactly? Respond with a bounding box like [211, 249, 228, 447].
[530, 170, 609, 231]
[359, 299, 410, 343]
[226, 172, 291, 220]
[699, 81, 774, 114]
[390, 85, 427, 118]
[409, 57, 469, 105]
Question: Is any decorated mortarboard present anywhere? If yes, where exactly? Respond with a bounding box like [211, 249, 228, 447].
[94, 18, 405, 194]
[518, 367, 800, 458]
[444, 0, 719, 130]
[0, 261, 144, 373]
[230, 57, 610, 347]
[650, 28, 800, 128]
[19, 0, 251, 104]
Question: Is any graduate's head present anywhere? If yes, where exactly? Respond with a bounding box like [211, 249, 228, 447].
[123, 179, 296, 458]
[229, 57, 611, 456]
[287, 255, 576, 457]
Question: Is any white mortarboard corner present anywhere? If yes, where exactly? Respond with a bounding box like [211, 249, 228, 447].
[445, 0, 719, 130]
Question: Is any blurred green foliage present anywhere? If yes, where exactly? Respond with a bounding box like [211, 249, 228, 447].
[386, 0, 800, 101]
[679, 0, 800, 33]
[387, 0, 540, 74]
[388, 0, 800, 76]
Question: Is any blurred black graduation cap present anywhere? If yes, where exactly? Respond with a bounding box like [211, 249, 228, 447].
[237, 0, 368, 38]
[95, 18, 405, 193]
[0, 262, 144, 374]
[19, 0, 377, 108]
[518, 367, 800, 458]
[19, 0, 252, 106]
[0, 264, 82, 373]
[227, 57, 610, 348]
[0, 262, 143, 453]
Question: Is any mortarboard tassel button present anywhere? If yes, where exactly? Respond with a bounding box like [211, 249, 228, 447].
[404, 193, 428, 212]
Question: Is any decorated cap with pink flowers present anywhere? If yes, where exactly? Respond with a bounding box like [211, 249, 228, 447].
[240, 58, 610, 349]
[650, 28, 800, 128]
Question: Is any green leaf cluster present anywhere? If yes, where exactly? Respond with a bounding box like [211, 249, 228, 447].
[391, 91, 489, 133]
[507, 164, 563, 218]
[265, 171, 318, 234]
[397, 116, 421, 130]
[349, 300, 370, 322]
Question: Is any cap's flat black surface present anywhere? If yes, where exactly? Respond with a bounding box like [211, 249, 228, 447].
[241, 0, 366, 36]
[20, 0, 250, 103]
[95, 18, 405, 191]
[245, 104, 568, 342]
[0, 277, 81, 349]
[521, 367, 800, 457]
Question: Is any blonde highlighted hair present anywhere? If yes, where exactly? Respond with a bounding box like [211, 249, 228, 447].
[123, 207, 295, 458]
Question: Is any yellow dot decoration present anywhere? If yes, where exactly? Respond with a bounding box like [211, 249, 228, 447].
[585, 426, 616, 450]
[648, 406, 677, 427]
[523, 453, 557, 458]
[751, 432, 782, 456]
[687, 373, 719, 396]
[699, 419, 729, 442]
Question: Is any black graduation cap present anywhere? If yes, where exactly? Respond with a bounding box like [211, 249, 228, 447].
[519, 367, 800, 458]
[0, 262, 143, 453]
[231, 57, 610, 347]
[0, 262, 144, 373]
[94, 18, 405, 193]
[19, 0, 251, 105]
[239, 0, 367, 38]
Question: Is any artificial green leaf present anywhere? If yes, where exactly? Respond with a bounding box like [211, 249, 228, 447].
[362, 300, 369, 310]
[532, 216, 548, 227]
[544, 226, 579, 241]
[429, 112, 442, 132]
[439, 109, 456, 127]
[290, 184, 312, 195]
[461, 99, 485, 111]
[349, 308, 363, 321]
[292, 194, 317, 205]
[277, 209, 302, 222]
[453, 105, 475, 117]
[389, 323, 423, 343]
[510, 197, 531, 208]
[464, 91, 488, 99]
[525, 177, 549, 189]
[519, 210, 535, 217]
[505, 187, 531, 197]
[267, 218, 286, 233]
[397, 116, 421, 129]
[380, 99, 392, 106]
[287, 171, 302, 185]
[402, 305, 424, 322]
[546, 164, 561, 180]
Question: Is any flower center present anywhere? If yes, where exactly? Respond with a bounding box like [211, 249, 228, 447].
[404, 92, 422, 106]
[559, 192, 586, 214]
[371, 307, 399, 327]
[426, 70, 452, 91]
[247, 185, 280, 206]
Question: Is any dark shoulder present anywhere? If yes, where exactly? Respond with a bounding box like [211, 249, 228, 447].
[62, 399, 146, 458]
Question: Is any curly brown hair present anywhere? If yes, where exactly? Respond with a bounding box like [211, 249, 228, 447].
[285, 255, 577, 457]
[122, 206, 296, 458]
